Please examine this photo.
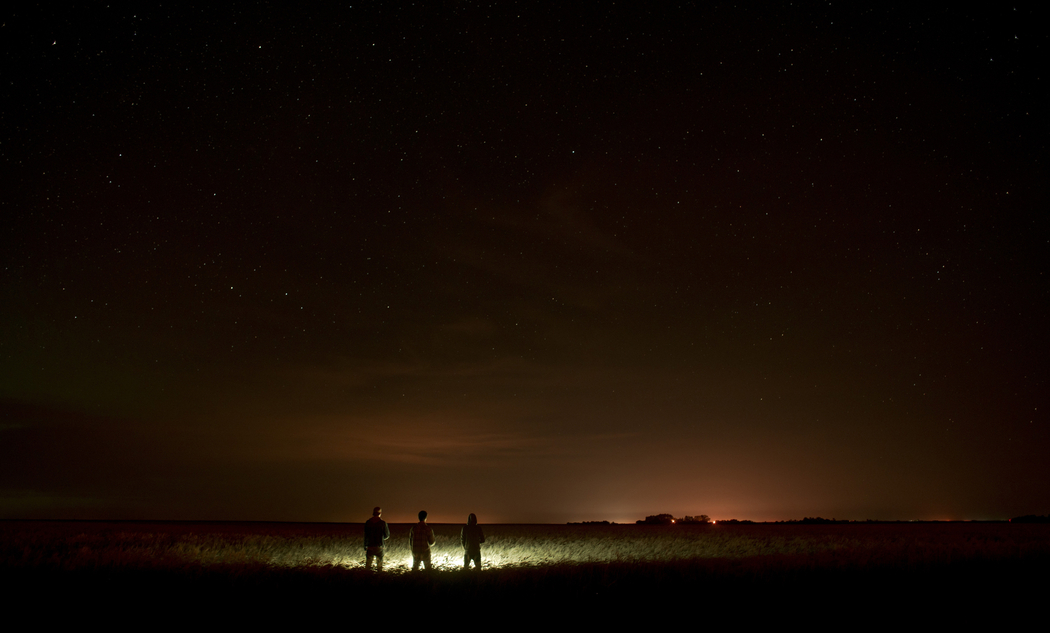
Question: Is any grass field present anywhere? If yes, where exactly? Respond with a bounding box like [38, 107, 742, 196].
[5, 520, 1048, 571]
[3, 520, 1047, 623]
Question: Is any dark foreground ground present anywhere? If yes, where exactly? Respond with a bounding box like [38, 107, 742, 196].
[4, 521, 1047, 625]
[8, 552, 1046, 625]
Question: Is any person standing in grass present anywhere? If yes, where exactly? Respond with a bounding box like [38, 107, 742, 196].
[364, 506, 390, 571]
[461, 513, 485, 570]
[409, 510, 435, 571]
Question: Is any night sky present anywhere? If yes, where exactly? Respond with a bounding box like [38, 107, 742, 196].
[2, 3, 1047, 524]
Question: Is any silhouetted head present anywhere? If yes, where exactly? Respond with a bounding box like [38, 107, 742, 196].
[467, 513, 477, 525]
[418, 510, 428, 521]
[373, 507, 382, 517]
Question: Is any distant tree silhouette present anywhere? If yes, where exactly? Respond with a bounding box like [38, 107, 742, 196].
[637, 514, 711, 525]
[1010, 514, 1050, 523]
[681, 515, 711, 524]
[638, 514, 675, 525]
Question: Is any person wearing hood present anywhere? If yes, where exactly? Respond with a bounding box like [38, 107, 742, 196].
[461, 513, 485, 570]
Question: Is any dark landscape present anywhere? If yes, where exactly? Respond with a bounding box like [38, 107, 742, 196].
[3, 3, 1048, 622]
[5, 519, 1048, 623]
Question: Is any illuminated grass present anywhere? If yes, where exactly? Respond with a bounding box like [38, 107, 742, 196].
[4, 520, 1048, 625]
[4, 520, 1049, 574]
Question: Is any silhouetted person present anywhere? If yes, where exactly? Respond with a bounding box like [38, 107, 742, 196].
[461, 512, 485, 570]
[363, 506, 390, 571]
[409, 510, 435, 571]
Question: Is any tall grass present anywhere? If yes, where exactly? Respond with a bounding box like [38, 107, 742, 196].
[3, 520, 1048, 573]
[4, 521, 1047, 623]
